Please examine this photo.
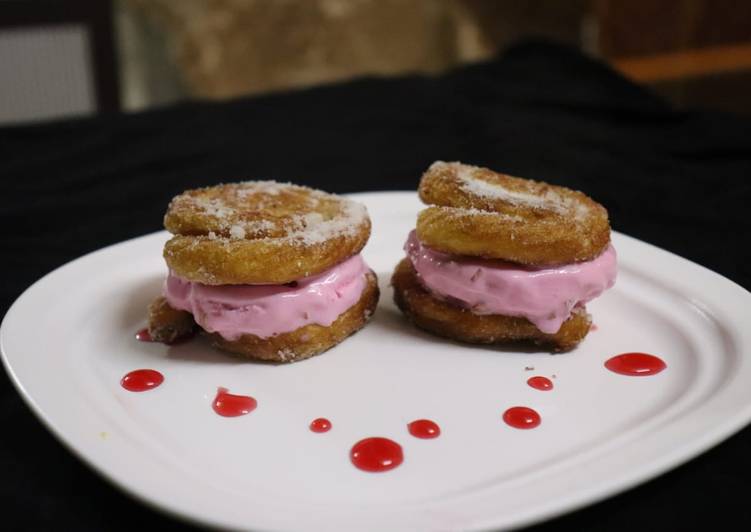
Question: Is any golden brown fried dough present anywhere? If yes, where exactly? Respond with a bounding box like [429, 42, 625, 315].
[416, 161, 610, 265]
[147, 296, 196, 344]
[391, 259, 590, 351]
[163, 181, 371, 284]
[206, 270, 379, 362]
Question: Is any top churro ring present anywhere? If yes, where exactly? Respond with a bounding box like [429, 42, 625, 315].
[163, 181, 371, 284]
[416, 162, 611, 265]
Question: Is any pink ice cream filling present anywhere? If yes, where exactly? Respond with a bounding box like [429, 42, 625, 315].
[405, 231, 617, 334]
[164, 254, 370, 341]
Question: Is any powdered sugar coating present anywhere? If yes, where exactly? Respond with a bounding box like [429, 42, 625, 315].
[435, 205, 524, 223]
[426, 161, 599, 222]
[165, 180, 369, 245]
[193, 197, 234, 219]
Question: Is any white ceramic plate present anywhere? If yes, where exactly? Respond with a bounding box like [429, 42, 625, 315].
[3, 191, 751, 531]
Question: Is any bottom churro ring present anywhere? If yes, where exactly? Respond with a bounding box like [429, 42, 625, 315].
[391, 259, 590, 352]
[147, 296, 196, 344]
[148, 270, 378, 363]
[208, 271, 379, 363]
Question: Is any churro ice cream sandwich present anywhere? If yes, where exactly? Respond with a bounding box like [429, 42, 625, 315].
[148, 181, 378, 362]
[392, 162, 616, 351]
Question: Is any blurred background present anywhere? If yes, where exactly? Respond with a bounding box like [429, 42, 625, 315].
[2, 0, 750, 125]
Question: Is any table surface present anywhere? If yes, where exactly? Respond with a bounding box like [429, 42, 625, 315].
[1, 41, 750, 531]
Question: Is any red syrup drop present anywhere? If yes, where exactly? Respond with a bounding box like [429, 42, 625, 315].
[212, 387, 257, 417]
[121, 369, 164, 392]
[350, 437, 404, 472]
[310, 418, 332, 433]
[605, 352, 666, 376]
[135, 328, 153, 342]
[503, 406, 541, 429]
[590, 323, 599, 332]
[407, 419, 441, 439]
[527, 376, 554, 391]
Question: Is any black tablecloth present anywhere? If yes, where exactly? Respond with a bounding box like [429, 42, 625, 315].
[2, 41, 750, 530]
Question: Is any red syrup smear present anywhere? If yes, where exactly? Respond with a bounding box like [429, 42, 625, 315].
[503, 406, 541, 429]
[121, 369, 164, 392]
[212, 387, 257, 417]
[310, 418, 332, 433]
[135, 328, 153, 342]
[407, 419, 441, 439]
[590, 323, 599, 332]
[605, 352, 666, 376]
[527, 376, 554, 391]
[350, 437, 404, 472]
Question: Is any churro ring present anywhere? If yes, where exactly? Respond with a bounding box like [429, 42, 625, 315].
[416, 161, 610, 265]
[208, 270, 378, 362]
[147, 296, 196, 344]
[163, 181, 371, 284]
[148, 271, 379, 363]
[391, 259, 590, 351]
